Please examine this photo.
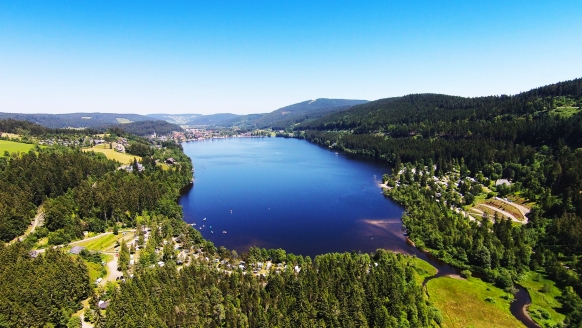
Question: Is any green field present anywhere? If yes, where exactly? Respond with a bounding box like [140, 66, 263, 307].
[427, 276, 524, 328]
[83, 147, 141, 165]
[0, 140, 36, 155]
[518, 271, 565, 326]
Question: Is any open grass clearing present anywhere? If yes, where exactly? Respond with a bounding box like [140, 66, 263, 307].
[427, 276, 524, 328]
[71, 231, 134, 252]
[518, 271, 565, 327]
[116, 118, 133, 124]
[0, 133, 21, 139]
[83, 147, 141, 165]
[0, 139, 36, 155]
[549, 106, 580, 118]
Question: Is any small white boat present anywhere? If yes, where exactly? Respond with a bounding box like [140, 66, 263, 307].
[203, 218, 207, 221]
[222, 231, 227, 234]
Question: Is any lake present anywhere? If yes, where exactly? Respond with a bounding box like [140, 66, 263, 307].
[179, 137, 410, 257]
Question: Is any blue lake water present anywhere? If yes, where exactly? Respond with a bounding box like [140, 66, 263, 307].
[179, 137, 411, 257]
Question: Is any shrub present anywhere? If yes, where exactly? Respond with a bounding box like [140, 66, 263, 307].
[460, 270, 472, 278]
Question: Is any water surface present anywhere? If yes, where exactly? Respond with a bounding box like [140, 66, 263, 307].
[179, 137, 406, 257]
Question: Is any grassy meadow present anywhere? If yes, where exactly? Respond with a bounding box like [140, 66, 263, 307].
[83, 146, 141, 165]
[0, 139, 36, 155]
[427, 276, 524, 328]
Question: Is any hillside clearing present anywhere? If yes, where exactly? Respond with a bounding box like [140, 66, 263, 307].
[83, 147, 141, 165]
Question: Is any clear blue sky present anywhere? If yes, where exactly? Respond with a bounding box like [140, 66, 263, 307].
[1, 1, 581, 115]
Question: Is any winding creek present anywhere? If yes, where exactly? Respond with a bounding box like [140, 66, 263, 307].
[179, 137, 537, 328]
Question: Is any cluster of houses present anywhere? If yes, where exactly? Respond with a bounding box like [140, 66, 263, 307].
[119, 163, 144, 173]
[38, 137, 83, 147]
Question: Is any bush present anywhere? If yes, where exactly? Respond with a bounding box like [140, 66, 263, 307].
[538, 309, 551, 320]
[48, 229, 72, 245]
[460, 270, 472, 278]
[430, 307, 443, 325]
[495, 268, 514, 289]
[67, 316, 81, 328]
[485, 297, 495, 303]
[79, 249, 102, 264]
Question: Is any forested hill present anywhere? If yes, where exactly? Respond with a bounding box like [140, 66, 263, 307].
[251, 98, 367, 129]
[298, 78, 582, 135]
[0, 112, 153, 129]
[112, 120, 182, 136]
[186, 113, 244, 126]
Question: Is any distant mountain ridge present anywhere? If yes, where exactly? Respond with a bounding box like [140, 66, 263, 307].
[0, 112, 183, 135]
[250, 98, 368, 129]
[0, 112, 152, 129]
[158, 98, 368, 129]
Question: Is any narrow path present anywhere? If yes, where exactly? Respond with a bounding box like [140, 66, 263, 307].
[9, 208, 44, 245]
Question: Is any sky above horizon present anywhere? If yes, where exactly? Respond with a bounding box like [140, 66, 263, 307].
[1, 1, 581, 115]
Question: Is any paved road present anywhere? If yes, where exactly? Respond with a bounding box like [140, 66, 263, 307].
[100, 252, 123, 285]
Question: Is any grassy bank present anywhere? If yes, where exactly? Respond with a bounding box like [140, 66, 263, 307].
[408, 257, 438, 285]
[427, 276, 524, 328]
[518, 271, 566, 326]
